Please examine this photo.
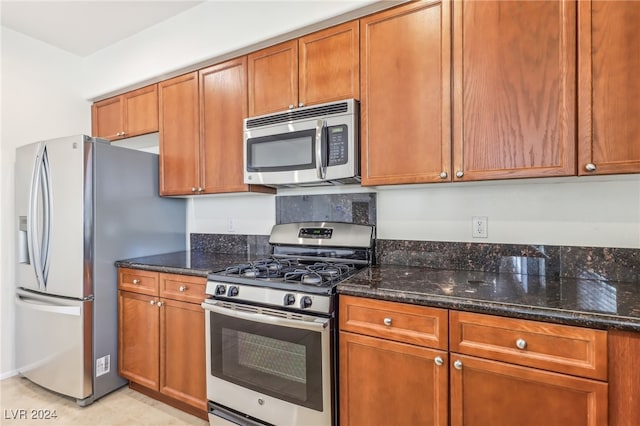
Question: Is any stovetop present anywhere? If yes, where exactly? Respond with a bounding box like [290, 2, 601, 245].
[205, 221, 374, 315]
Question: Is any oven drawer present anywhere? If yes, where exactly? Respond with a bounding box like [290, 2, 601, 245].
[118, 268, 159, 296]
[159, 273, 206, 303]
[339, 296, 448, 350]
[449, 311, 607, 380]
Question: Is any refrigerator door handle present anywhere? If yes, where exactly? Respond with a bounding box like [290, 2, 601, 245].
[41, 147, 52, 284]
[27, 147, 43, 290]
[15, 291, 81, 317]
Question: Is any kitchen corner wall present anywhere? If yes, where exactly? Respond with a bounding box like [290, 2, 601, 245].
[188, 175, 640, 249]
[0, 27, 91, 378]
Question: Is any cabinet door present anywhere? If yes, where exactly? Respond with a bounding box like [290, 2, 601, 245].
[123, 84, 158, 138]
[199, 57, 250, 194]
[159, 72, 200, 196]
[578, 1, 640, 175]
[452, 0, 576, 181]
[450, 354, 607, 426]
[360, 0, 451, 186]
[248, 40, 298, 116]
[159, 298, 206, 411]
[92, 96, 123, 141]
[299, 21, 359, 107]
[340, 331, 448, 426]
[118, 290, 159, 390]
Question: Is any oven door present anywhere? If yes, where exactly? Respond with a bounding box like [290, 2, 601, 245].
[202, 300, 333, 426]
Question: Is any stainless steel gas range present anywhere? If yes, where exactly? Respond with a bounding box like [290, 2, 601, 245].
[202, 222, 375, 426]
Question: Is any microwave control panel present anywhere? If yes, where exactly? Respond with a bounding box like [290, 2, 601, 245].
[327, 125, 348, 166]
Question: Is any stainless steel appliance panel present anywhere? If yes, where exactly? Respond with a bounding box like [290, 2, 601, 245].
[15, 289, 92, 399]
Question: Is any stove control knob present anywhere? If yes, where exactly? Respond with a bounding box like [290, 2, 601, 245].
[300, 296, 313, 309]
[284, 293, 296, 306]
[215, 284, 227, 296]
[227, 286, 239, 297]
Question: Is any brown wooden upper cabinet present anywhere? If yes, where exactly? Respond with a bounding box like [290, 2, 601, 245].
[248, 21, 359, 117]
[360, 0, 451, 186]
[158, 59, 275, 196]
[452, 0, 576, 181]
[578, 1, 640, 175]
[91, 84, 158, 141]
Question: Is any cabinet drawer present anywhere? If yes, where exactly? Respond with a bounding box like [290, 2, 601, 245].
[118, 268, 159, 296]
[159, 273, 206, 304]
[450, 311, 607, 380]
[339, 296, 448, 350]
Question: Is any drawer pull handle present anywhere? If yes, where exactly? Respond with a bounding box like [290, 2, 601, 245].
[179, 285, 187, 292]
[434, 356, 444, 366]
[383, 317, 392, 326]
[453, 360, 463, 370]
[132, 279, 140, 285]
[516, 338, 527, 350]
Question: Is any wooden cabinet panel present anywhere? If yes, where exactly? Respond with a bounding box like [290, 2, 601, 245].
[578, 1, 640, 175]
[340, 331, 448, 426]
[159, 72, 200, 195]
[91, 96, 122, 141]
[160, 297, 207, 411]
[450, 311, 607, 380]
[452, 0, 576, 180]
[450, 354, 608, 426]
[118, 268, 159, 296]
[200, 58, 251, 194]
[360, 0, 451, 185]
[299, 21, 359, 107]
[123, 85, 158, 137]
[118, 290, 159, 390]
[159, 273, 205, 304]
[608, 330, 640, 426]
[248, 40, 298, 116]
[340, 295, 448, 350]
[92, 84, 158, 141]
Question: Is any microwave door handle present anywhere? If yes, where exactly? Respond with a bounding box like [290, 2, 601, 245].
[315, 119, 327, 180]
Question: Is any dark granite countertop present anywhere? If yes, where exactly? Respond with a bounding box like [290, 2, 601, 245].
[338, 265, 640, 332]
[115, 251, 255, 277]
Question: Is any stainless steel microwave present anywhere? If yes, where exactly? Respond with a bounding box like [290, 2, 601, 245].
[243, 99, 359, 186]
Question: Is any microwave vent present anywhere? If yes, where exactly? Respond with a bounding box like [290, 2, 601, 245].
[246, 101, 349, 128]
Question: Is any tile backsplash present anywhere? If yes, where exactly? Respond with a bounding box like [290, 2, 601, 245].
[275, 193, 376, 225]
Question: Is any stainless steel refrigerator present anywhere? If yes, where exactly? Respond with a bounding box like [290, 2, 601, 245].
[14, 135, 186, 405]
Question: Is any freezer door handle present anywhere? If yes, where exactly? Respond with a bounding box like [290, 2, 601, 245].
[15, 293, 81, 317]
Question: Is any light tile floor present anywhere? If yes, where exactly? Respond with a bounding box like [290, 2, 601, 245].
[0, 376, 208, 425]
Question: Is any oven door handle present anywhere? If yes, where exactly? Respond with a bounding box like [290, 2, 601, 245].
[202, 301, 329, 332]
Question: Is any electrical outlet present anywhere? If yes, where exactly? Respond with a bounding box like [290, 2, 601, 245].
[227, 218, 235, 232]
[472, 216, 488, 238]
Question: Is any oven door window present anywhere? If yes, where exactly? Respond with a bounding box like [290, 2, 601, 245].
[210, 311, 324, 411]
[246, 129, 316, 172]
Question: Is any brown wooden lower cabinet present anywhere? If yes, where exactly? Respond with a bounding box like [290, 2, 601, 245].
[118, 269, 207, 419]
[449, 353, 608, 426]
[339, 331, 448, 426]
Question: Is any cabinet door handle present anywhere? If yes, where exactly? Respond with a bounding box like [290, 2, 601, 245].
[198, 187, 204, 193]
[191, 187, 197, 192]
[585, 163, 597, 172]
[149, 300, 155, 305]
[132, 279, 140, 285]
[383, 317, 392, 326]
[434, 356, 444, 366]
[453, 360, 463, 370]
[157, 301, 163, 308]
[179, 285, 187, 292]
[516, 338, 527, 349]
[299, 102, 305, 108]
[456, 170, 464, 178]
[289, 104, 295, 109]
[440, 171, 448, 179]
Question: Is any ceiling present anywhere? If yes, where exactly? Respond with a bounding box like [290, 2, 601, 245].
[0, 1, 204, 57]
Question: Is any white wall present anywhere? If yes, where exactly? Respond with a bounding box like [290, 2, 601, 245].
[190, 175, 640, 249]
[0, 27, 90, 378]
